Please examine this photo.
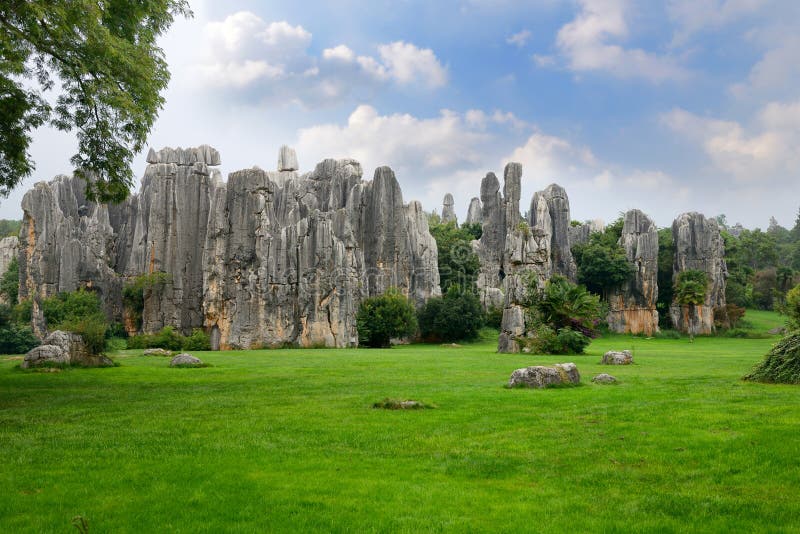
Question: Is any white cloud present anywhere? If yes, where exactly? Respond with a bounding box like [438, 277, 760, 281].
[198, 12, 447, 106]
[730, 35, 800, 99]
[547, 0, 689, 83]
[667, 0, 769, 43]
[296, 105, 488, 174]
[507, 29, 532, 48]
[662, 101, 800, 183]
[377, 41, 448, 88]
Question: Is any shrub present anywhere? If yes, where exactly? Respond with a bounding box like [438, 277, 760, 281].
[62, 315, 108, 355]
[418, 287, 483, 343]
[357, 288, 418, 348]
[0, 256, 19, 305]
[183, 328, 211, 351]
[0, 324, 40, 354]
[524, 325, 591, 355]
[785, 284, 800, 330]
[674, 270, 708, 306]
[41, 289, 108, 355]
[744, 330, 800, 384]
[485, 305, 503, 330]
[12, 299, 32, 324]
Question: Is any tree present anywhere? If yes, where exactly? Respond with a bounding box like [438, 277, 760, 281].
[0, 256, 18, 305]
[572, 235, 632, 300]
[785, 284, 800, 330]
[356, 289, 418, 348]
[418, 286, 484, 343]
[428, 220, 481, 293]
[0, 1, 191, 201]
[674, 270, 708, 306]
[657, 228, 676, 327]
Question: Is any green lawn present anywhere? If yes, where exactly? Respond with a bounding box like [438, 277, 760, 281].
[1, 313, 799, 532]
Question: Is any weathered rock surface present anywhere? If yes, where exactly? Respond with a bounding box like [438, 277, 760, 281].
[602, 350, 633, 365]
[535, 184, 577, 282]
[441, 193, 457, 225]
[19, 146, 440, 350]
[607, 210, 659, 335]
[465, 197, 482, 225]
[568, 219, 604, 247]
[592, 373, 617, 384]
[143, 348, 173, 357]
[0, 236, 18, 304]
[508, 363, 580, 388]
[22, 330, 112, 368]
[669, 212, 728, 334]
[18, 175, 126, 336]
[170, 353, 203, 367]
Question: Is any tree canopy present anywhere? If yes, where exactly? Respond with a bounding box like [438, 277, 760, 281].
[0, 1, 191, 201]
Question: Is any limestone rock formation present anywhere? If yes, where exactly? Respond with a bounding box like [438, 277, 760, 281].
[18, 145, 440, 350]
[669, 212, 727, 334]
[18, 175, 126, 336]
[22, 330, 112, 368]
[441, 193, 457, 225]
[170, 353, 203, 367]
[465, 197, 482, 225]
[508, 363, 580, 388]
[601, 350, 633, 365]
[533, 184, 577, 282]
[0, 236, 18, 304]
[568, 219, 604, 247]
[607, 209, 659, 335]
[278, 145, 299, 172]
[592, 373, 617, 384]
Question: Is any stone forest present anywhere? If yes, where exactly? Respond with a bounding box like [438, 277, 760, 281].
[0, 144, 731, 353]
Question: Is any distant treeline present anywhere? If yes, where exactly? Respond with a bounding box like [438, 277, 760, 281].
[0, 220, 21, 238]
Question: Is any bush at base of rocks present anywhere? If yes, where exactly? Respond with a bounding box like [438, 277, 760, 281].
[744, 331, 800, 384]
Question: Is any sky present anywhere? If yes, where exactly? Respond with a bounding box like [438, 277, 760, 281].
[2, 0, 799, 230]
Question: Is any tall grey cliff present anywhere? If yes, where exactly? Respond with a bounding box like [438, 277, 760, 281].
[607, 209, 659, 336]
[669, 212, 728, 334]
[17, 146, 440, 349]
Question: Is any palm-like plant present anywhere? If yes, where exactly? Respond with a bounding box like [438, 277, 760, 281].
[537, 275, 601, 337]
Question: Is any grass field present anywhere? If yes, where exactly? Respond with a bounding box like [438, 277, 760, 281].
[1, 311, 799, 532]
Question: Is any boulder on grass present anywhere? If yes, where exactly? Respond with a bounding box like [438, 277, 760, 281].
[508, 363, 580, 388]
[143, 348, 173, 357]
[602, 350, 633, 365]
[592, 373, 617, 384]
[170, 353, 204, 367]
[22, 330, 113, 369]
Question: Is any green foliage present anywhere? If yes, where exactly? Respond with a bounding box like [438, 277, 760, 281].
[524, 325, 591, 355]
[182, 328, 211, 351]
[428, 220, 481, 293]
[485, 305, 503, 330]
[571, 229, 633, 299]
[656, 228, 675, 328]
[417, 286, 484, 343]
[744, 330, 800, 384]
[12, 298, 32, 324]
[521, 275, 601, 355]
[674, 270, 708, 306]
[461, 222, 482, 240]
[127, 326, 184, 351]
[122, 272, 171, 332]
[356, 288, 418, 348]
[532, 275, 602, 337]
[0, 1, 192, 201]
[41, 288, 104, 327]
[0, 304, 39, 354]
[41, 288, 107, 355]
[61, 315, 107, 355]
[127, 326, 211, 351]
[785, 284, 800, 330]
[0, 219, 21, 237]
[725, 304, 746, 329]
[0, 256, 19, 305]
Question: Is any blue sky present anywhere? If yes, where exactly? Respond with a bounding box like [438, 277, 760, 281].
[2, 0, 799, 229]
